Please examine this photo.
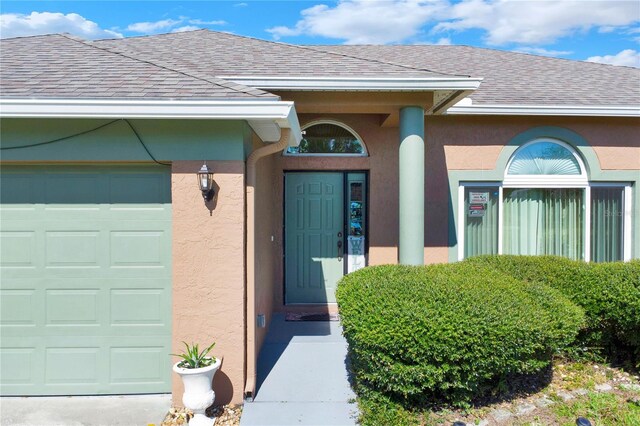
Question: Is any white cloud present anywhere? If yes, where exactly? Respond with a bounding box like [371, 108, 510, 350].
[268, 0, 639, 46]
[234, 3, 249, 7]
[126, 19, 182, 33]
[172, 25, 201, 33]
[598, 26, 617, 33]
[434, 37, 451, 45]
[435, 0, 640, 45]
[267, 0, 449, 44]
[189, 19, 226, 25]
[0, 11, 122, 39]
[514, 47, 573, 57]
[587, 49, 640, 67]
[124, 17, 225, 34]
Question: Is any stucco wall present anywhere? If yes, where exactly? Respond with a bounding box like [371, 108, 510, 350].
[252, 136, 280, 355]
[171, 160, 246, 405]
[266, 114, 639, 312]
[429, 115, 640, 171]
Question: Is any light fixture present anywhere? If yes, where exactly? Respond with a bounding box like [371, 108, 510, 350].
[197, 163, 214, 201]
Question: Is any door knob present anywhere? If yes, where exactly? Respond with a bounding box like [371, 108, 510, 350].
[337, 240, 343, 259]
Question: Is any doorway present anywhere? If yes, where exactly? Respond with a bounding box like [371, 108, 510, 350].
[284, 172, 367, 304]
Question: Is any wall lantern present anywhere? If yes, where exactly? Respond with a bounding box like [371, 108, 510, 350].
[197, 163, 215, 201]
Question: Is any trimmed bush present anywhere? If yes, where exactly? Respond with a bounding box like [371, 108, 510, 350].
[465, 256, 640, 361]
[336, 262, 584, 405]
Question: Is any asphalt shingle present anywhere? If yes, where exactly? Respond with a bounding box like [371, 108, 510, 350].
[314, 45, 640, 106]
[0, 33, 277, 100]
[3, 30, 638, 108]
[93, 30, 460, 79]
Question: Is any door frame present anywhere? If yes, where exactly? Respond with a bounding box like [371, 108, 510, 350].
[282, 170, 369, 305]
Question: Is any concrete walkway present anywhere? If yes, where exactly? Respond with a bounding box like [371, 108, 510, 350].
[240, 313, 358, 426]
[0, 394, 171, 426]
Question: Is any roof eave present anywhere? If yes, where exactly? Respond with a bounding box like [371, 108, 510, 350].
[218, 76, 483, 91]
[446, 104, 640, 117]
[0, 98, 303, 146]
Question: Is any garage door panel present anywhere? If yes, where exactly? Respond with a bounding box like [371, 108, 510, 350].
[0, 346, 37, 385]
[45, 346, 101, 385]
[45, 230, 102, 268]
[0, 166, 172, 395]
[110, 345, 166, 385]
[110, 288, 167, 326]
[0, 231, 37, 268]
[0, 288, 37, 326]
[110, 230, 167, 268]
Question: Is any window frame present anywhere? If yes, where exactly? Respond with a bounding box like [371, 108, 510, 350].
[458, 138, 632, 262]
[283, 120, 369, 157]
[458, 182, 631, 262]
[503, 139, 589, 188]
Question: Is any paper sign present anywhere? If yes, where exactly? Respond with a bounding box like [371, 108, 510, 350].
[347, 236, 365, 273]
[469, 191, 489, 204]
[468, 203, 486, 217]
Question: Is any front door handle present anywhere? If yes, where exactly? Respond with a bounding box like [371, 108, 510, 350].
[337, 240, 343, 260]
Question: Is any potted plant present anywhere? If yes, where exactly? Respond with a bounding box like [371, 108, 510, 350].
[172, 342, 222, 426]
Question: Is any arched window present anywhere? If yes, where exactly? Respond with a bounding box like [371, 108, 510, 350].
[459, 137, 631, 262]
[285, 121, 367, 156]
[504, 139, 587, 187]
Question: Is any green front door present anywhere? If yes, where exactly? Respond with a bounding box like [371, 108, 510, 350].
[0, 165, 172, 395]
[285, 173, 344, 304]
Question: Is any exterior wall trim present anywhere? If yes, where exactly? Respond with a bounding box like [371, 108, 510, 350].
[0, 99, 303, 146]
[218, 76, 483, 91]
[446, 104, 640, 117]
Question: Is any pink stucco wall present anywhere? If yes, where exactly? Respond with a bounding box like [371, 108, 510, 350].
[174, 114, 637, 405]
[252, 137, 281, 355]
[429, 115, 640, 171]
[264, 114, 639, 311]
[171, 160, 246, 405]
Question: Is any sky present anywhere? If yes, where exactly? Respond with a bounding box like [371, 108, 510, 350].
[1, 0, 639, 67]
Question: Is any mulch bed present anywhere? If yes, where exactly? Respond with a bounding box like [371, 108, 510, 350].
[161, 404, 242, 426]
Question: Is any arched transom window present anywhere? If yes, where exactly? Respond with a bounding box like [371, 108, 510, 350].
[504, 139, 588, 187]
[285, 121, 367, 156]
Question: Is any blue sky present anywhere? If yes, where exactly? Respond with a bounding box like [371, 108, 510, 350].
[1, 1, 639, 67]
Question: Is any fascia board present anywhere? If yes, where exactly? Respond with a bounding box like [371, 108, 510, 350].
[0, 98, 295, 119]
[218, 76, 483, 91]
[0, 98, 303, 146]
[446, 104, 640, 117]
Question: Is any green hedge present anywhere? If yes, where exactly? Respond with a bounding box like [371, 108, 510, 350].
[465, 256, 640, 361]
[336, 262, 584, 405]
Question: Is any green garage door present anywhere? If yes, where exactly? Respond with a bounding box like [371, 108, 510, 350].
[0, 165, 172, 395]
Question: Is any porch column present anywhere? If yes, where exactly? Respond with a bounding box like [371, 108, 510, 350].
[399, 106, 425, 265]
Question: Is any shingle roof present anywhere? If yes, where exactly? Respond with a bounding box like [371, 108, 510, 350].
[3, 30, 638, 108]
[0, 33, 276, 100]
[313, 45, 640, 106]
[93, 30, 459, 79]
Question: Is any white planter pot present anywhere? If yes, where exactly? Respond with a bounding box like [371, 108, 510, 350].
[173, 358, 222, 426]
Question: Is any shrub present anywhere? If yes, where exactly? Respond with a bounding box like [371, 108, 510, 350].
[336, 262, 584, 405]
[465, 256, 640, 363]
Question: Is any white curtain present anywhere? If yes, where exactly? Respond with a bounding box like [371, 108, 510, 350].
[503, 188, 584, 260]
[464, 187, 499, 258]
[591, 187, 624, 262]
